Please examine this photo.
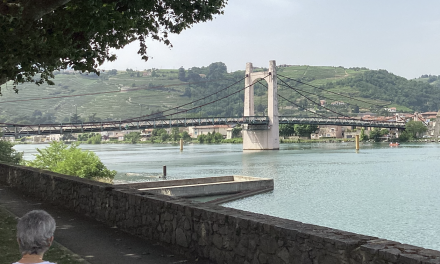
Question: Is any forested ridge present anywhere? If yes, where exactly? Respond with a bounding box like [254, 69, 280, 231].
[326, 70, 440, 112]
[1, 63, 439, 125]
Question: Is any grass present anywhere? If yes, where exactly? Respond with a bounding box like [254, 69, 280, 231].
[0, 206, 87, 264]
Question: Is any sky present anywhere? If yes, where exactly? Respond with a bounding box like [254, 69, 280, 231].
[101, 0, 440, 79]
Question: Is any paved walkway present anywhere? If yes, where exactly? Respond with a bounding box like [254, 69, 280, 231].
[0, 183, 212, 264]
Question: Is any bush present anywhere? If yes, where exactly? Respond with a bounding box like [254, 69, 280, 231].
[222, 138, 243, 143]
[197, 132, 223, 143]
[0, 140, 23, 164]
[124, 132, 141, 144]
[87, 134, 102, 144]
[26, 142, 116, 181]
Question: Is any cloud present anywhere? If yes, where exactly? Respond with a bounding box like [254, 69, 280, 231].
[102, 0, 440, 79]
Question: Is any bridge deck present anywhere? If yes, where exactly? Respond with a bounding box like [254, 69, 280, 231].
[1, 116, 405, 136]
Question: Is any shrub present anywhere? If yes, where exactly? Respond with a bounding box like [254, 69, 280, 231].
[26, 141, 116, 181]
[0, 140, 23, 164]
[124, 132, 141, 144]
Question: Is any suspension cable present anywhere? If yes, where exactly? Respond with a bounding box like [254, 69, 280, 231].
[277, 81, 370, 109]
[139, 75, 270, 120]
[277, 94, 330, 119]
[277, 77, 353, 119]
[277, 74, 388, 108]
[124, 76, 246, 122]
[254, 79, 329, 119]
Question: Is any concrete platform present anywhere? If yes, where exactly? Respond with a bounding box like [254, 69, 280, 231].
[115, 175, 274, 200]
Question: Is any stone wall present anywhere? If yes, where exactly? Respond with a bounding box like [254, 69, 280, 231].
[1, 163, 439, 264]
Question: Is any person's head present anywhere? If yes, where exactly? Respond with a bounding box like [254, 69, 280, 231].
[16, 210, 56, 256]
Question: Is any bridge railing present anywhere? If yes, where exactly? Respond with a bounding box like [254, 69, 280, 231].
[1, 116, 406, 136]
[278, 116, 406, 128]
[0, 116, 270, 136]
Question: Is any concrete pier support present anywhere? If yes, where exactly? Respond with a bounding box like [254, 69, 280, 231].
[243, 61, 279, 150]
[433, 111, 440, 140]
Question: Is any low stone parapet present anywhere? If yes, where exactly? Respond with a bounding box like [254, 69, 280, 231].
[1, 163, 439, 264]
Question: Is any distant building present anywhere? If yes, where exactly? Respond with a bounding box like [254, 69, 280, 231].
[101, 131, 130, 141]
[0, 135, 15, 142]
[420, 112, 438, 120]
[188, 125, 230, 138]
[384, 107, 396, 112]
[331, 101, 345, 106]
[142, 70, 151, 76]
[320, 100, 326, 106]
[311, 125, 343, 139]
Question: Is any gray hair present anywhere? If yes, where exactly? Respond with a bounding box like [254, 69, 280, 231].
[16, 210, 56, 255]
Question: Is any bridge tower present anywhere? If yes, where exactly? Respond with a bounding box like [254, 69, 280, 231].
[433, 111, 440, 139]
[243, 60, 279, 150]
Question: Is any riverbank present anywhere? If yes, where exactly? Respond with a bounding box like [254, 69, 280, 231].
[12, 138, 440, 146]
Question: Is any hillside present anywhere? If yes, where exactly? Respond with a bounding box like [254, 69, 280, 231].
[0, 63, 439, 125]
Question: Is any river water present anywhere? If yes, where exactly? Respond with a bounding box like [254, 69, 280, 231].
[14, 142, 440, 251]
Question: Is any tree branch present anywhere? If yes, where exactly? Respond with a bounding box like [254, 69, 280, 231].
[22, 0, 72, 21]
[0, 2, 21, 17]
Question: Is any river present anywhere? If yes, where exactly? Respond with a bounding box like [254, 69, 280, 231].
[14, 142, 440, 251]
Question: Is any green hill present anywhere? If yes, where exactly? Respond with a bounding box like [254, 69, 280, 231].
[1, 63, 439, 125]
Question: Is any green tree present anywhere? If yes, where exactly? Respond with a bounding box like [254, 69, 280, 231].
[197, 134, 206, 143]
[77, 133, 89, 141]
[171, 127, 180, 141]
[87, 134, 102, 144]
[405, 120, 428, 138]
[279, 124, 295, 137]
[178, 67, 186, 81]
[205, 132, 213, 143]
[352, 105, 360, 113]
[0, 138, 23, 164]
[0, 0, 227, 89]
[398, 131, 410, 142]
[160, 132, 170, 142]
[360, 128, 367, 141]
[380, 129, 389, 137]
[152, 128, 167, 137]
[180, 131, 192, 141]
[124, 132, 141, 144]
[207, 62, 227, 79]
[61, 133, 76, 141]
[26, 142, 116, 181]
[151, 68, 158, 78]
[294, 124, 318, 138]
[214, 132, 223, 143]
[369, 128, 382, 142]
[232, 125, 242, 138]
[183, 86, 192, 98]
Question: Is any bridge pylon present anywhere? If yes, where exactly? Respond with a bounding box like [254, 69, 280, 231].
[243, 60, 279, 150]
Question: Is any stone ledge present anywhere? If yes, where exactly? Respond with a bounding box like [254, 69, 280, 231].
[1, 162, 439, 264]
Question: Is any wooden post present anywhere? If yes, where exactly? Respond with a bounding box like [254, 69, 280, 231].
[163, 166, 167, 177]
[180, 138, 183, 151]
[355, 135, 360, 150]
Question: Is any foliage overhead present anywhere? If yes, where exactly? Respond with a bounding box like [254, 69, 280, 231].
[26, 141, 116, 180]
[0, 0, 227, 91]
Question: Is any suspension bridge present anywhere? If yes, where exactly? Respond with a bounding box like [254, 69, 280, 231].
[0, 60, 405, 149]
